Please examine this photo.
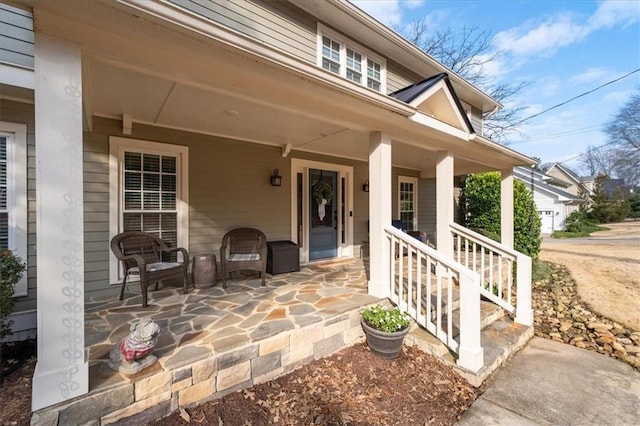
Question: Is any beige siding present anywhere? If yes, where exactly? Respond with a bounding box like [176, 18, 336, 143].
[469, 105, 483, 133]
[83, 118, 371, 298]
[168, 0, 316, 63]
[386, 60, 422, 94]
[0, 3, 33, 69]
[0, 99, 36, 312]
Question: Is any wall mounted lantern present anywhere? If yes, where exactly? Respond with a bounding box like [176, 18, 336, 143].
[362, 179, 369, 192]
[270, 169, 282, 186]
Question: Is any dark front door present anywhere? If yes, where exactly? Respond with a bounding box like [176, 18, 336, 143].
[309, 169, 338, 260]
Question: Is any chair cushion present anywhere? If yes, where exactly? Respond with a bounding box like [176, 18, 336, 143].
[228, 253, 261, 262]
[129, 262, 182, 274]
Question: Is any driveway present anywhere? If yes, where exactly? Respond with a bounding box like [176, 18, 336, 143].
[539, 221, 640, 330]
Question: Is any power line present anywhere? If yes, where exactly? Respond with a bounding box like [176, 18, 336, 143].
[513, 68, 640, 127]
[511, 123, 605, 145]
[556, 139, 620, 165]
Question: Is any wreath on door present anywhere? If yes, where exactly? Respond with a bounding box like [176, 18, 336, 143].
[313, 181, 333, 205]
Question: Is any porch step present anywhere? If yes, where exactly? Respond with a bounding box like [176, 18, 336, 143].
[406, 303, 533, 387]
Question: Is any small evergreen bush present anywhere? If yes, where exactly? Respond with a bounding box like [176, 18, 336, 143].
[1, 250, 26, 341]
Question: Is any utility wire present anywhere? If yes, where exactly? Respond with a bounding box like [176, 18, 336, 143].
[513, 68, 640, 127]
[556, 139, 620, 165]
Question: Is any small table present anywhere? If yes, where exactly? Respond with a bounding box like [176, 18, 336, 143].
[191, 254, 216, 288]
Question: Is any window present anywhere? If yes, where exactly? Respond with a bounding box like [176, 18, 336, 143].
[317, 24, 386, 93]
[109, 137, 189, 282]
[398, 176, 418, 231]
[0, 122, 27, 296]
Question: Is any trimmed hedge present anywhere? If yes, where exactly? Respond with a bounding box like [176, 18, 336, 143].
[461, 172, 541, 259]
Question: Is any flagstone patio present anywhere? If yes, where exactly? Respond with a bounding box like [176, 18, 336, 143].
[27, 259, 381, 425]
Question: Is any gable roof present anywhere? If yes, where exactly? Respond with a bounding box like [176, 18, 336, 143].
[389, 73, 475, 134]
[548, 163, 582, 185]
[514, 167, 583, 203]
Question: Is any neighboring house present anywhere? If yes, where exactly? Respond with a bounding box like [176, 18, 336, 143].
[602, 178, 627, 199]
[514, 166, 583, 233]
[0, 0, 536, 416]
[546, 163, 594, 198]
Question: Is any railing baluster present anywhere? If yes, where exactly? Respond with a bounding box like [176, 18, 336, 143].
[498, 254, 503, 300]
[507, 259, 513, 305]
[408, 243, 413, 314]
[416, 251, 423, 322]
[447, 268, 453, 347]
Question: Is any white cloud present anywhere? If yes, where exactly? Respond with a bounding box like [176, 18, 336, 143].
[493, 0, 639, 62]
[569, 67, 610, 84]
[588, 0, 640, 29]
[602, 90, 632, 104]
[352, 0, 403, 27]
[494, 14, 589, 58]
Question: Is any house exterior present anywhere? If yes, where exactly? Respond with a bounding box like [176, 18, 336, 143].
[1, 0, 536, 415]
[546, 163, 594, 198]
[514, 166, 583, 233]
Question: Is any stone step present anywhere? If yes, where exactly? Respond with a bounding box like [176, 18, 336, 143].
[406, 303, 533, 387]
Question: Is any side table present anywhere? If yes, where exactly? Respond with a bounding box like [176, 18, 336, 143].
[192, 254, 216, 288]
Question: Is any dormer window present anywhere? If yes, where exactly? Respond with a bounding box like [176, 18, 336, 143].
[317, 24, 386, 93]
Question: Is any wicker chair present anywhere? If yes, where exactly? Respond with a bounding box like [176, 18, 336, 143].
[220, 228, 267, 288]
[110, 231, 189, 307]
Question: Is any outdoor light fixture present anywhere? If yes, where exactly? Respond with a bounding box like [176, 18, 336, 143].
[362, 179, 369, 192]
[270, 169, 282, 186]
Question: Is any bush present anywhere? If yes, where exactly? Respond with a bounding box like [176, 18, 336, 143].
[461, 172, 541, 259]
[555, 211, 609, 238]
[0, 250, 26, 341]
[628, 194, 640, 218]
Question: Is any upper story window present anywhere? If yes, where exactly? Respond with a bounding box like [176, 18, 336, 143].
[317, 24, 386, 94]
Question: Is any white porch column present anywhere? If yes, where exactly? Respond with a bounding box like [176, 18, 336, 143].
[368, 131, 392, 298]
[500, 169, 514, 249]
[435, 152, 454, 258]
[32, 33, 88, 410]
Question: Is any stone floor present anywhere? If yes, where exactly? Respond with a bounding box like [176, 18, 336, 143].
[84, 258, 377, 394]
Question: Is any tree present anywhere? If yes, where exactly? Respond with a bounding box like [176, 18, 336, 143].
[581, 91, 640, 188]
[587, 174, 629, 223]
[396, 21, 527, 143]
[460, 172, 541, 259]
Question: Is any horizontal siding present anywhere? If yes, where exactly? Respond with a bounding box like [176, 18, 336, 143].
[418, 178, 436, 243]
[470, 106, 483, 133]
[386, 60, 422, 94]
[0, 3, 34, 69]
[0, 99, 36, 313]
[168, 0, 316, 63]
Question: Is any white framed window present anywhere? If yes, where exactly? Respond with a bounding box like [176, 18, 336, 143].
[398, 176, 418, 231]
[109, 137, 189, 283]
[317, 23, 387, 93]
[0, 122, 28, 297]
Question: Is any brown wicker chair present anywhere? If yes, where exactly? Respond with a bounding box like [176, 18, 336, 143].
[220, 228, 267, 288]
[110, 231, 189, 307]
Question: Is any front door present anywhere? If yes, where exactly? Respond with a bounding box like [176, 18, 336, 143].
[309, 169, 338, 260]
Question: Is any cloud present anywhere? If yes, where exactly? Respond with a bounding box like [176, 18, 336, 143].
[569, 67, 610, 84]
[494, 0, 640, 60]
[588, 0, 640, 29]
[351, 0, 403, 27]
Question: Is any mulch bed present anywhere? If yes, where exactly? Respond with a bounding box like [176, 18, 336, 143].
[151, 343, 479, 426]
[1, 339, 36, 426]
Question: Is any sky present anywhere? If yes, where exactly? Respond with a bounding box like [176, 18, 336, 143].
[352, 0, 640, 175]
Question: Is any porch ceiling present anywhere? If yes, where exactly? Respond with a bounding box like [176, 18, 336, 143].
[35, 0, 532, 174]
[84, 58, 494, 176]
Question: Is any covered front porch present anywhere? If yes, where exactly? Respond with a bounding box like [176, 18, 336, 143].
[23, 0, 535, 416]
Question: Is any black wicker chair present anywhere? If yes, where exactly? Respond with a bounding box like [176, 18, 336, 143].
[220, 228, 267, 288]
[110, 231, 189, 307]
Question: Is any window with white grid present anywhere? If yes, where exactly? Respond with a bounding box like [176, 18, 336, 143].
[0, 123, 28, 296]
[317, 24, 386, 93]
[109, 137, 188, 282]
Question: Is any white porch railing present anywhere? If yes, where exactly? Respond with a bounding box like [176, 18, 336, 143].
[449, 222, 533, 327]
[385, 226, 484, 372]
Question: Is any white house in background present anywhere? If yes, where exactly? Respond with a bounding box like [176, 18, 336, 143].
[546, 163, 595, 198]
[514, 167, 583, 234]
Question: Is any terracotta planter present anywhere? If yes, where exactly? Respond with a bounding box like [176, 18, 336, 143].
[361, 319, 410, 359]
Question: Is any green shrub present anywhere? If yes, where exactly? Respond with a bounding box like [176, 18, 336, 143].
[461, 172, 541, 259]
[1, 250, 26, 341]
[628, 194, 640, 218]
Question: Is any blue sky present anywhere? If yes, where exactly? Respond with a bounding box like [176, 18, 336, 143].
[352, 0, 640, 174]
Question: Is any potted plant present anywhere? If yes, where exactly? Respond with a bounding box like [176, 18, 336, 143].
[361, 304, 411, 359]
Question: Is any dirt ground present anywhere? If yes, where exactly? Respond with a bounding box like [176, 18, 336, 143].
[540, 221, 640, 331]
[151, 344, 478, 426]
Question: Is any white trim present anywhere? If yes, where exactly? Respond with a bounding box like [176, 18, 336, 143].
[0, 122, 28, 297]
[397, 175, 418, 231]
[316, 23, 387, 94]
[410, 111, 470, 141]
[108, 136, 189, 284]
[0, 63, 34, 89]
[290, 159, 354, 264]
